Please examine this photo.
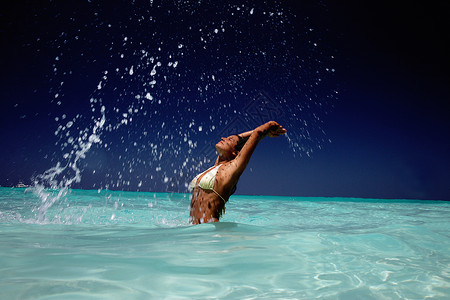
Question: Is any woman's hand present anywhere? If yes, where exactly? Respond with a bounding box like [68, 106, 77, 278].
[257, 121, 287, 137]
[266, 121, 287, 137]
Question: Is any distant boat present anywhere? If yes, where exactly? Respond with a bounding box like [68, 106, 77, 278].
[15, 182, 30, 188]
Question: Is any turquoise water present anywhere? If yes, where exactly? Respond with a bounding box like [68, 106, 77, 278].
[0, 187, 449, 299]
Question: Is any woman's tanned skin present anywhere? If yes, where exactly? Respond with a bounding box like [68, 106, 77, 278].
[190, 121, 286, 224]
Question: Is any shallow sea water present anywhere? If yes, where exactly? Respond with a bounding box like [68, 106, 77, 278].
[0, 187, 449, 299]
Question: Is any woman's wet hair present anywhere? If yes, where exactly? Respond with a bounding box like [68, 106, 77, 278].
[234, 135, 249, 152]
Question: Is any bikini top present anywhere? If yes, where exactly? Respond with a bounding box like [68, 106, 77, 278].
[189, 165, 226, 203]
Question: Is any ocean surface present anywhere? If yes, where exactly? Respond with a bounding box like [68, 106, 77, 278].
[0, 187, 449, 299]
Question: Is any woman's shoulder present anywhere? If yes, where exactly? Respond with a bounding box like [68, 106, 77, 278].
[216, 161, 240, 185]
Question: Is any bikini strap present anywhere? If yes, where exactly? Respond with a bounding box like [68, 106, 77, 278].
[211, 188, 227, 204]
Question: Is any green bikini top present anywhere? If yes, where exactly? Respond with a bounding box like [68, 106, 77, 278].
[189, 165, 226, 203]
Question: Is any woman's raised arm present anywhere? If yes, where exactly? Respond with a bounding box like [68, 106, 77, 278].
[230, 121, 286, 180]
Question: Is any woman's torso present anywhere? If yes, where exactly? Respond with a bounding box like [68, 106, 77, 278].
[189, 164, 230, 224]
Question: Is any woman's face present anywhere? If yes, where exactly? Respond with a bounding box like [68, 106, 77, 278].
[215, 135, 239, 157]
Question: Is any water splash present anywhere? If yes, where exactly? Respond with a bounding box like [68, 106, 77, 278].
[20, 0, 336, 206]
[31, 106, 106, 222]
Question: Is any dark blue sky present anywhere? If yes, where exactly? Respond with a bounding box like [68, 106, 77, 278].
[1, 1, 449, 200]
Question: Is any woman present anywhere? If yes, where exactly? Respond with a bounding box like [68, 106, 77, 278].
[189, 121, 287, 224]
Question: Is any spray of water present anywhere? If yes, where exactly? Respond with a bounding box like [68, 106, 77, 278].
[17, 0, 337, 222]
[31, 106, 106, 222]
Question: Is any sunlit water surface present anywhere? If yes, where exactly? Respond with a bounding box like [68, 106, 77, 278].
[0, 187, 449, 299]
